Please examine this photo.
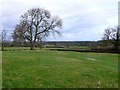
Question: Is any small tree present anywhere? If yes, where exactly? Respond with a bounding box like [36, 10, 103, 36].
[13, 8, 62, 50]
[103, 26, 120, 52]
[12, 25, 26, 47]
[2, 29, 7, 51]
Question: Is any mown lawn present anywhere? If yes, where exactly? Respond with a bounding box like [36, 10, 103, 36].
[2, 50, 118, 88]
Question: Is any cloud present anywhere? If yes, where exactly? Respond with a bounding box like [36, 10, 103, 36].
[1, 0, 119, 41]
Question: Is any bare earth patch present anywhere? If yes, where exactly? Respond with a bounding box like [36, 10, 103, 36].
[87, 57, 96, 61]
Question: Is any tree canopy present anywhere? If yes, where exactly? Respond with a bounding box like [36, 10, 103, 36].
[103, 26, 120, 52]
[12, 8, 62, 50]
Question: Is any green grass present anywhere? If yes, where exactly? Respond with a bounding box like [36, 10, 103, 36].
[2, 50, 118, 88]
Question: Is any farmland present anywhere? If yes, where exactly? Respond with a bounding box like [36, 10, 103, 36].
[2, 49, 118, 88]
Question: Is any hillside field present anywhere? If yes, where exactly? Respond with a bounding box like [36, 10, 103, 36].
[2, 50, 118, 88]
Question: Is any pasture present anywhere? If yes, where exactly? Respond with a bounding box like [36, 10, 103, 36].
[2, 50, 118, 88]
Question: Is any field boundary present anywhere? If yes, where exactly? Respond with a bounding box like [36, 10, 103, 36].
[2, 48, 119, 54]
[49, 48, 120, 53]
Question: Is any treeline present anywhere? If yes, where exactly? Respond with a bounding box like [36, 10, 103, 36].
[1, 40, 120, 53]
[1, 40, 100, 48]
[2, 40, 119, 48]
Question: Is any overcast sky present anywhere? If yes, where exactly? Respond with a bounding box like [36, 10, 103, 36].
[1, 0, 119, 41]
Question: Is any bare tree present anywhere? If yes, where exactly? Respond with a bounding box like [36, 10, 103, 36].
[12, 25, 26, 47]
[2, 29, 7, 51]
[13, 8, 62, 50]
[103, 26, 120, 51]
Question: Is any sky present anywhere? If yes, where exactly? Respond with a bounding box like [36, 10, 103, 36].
[0, 0, 119, 41]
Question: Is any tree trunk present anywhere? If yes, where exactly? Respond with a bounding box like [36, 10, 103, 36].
[30, 41, 34, 50]
[1, 43, 4, 51]
[1, 46, 4, 51]
[114, 40, 118, 53]
[30, 45, 34, 50]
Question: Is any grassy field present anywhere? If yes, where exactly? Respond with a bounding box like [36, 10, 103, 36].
[2, 50, 118, 88]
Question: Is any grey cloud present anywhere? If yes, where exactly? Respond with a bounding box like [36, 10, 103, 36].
[1, 0, 118, 41]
